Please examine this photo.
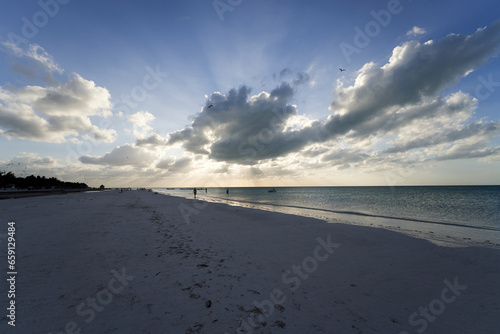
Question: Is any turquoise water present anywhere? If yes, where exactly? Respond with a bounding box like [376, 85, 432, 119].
[154, 186, 500, 246]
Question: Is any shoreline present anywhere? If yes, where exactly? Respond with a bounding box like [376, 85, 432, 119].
[1, 190, 499, 333]
[156, 189, 500, 250]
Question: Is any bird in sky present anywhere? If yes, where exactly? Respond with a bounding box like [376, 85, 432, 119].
[208, 105, 213, 108]
[339, 68, 346, 72]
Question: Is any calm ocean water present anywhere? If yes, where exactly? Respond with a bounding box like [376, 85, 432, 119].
[154, 186, 500, 246]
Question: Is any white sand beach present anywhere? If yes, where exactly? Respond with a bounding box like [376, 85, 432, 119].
[1, 190, 499, 333]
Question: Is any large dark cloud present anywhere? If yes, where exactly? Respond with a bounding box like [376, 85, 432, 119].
[147, 83, 321, 164]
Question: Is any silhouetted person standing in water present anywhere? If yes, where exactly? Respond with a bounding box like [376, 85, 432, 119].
[193, 188, 197, 198]
[226, 188, 229, 194]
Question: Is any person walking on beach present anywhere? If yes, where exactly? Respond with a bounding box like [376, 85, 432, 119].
[193, 188, 197, 198]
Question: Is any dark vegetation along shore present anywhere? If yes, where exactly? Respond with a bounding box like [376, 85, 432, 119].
[0, 172, 90, 200]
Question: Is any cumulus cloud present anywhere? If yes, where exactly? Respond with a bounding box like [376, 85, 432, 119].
[407, 26, 426, 37]
[0, 43, 115, 143]
[327, 20, 500, 138]
[157, 83, 323, 164]
[128, 111, 155, 138]
[79, 144, 158, 167]
[33, 75, 112, 117]
[140, 21, 500, 170]
[0, 74, 115, 143]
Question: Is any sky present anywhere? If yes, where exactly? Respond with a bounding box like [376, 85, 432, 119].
[0, 0, 499, 188]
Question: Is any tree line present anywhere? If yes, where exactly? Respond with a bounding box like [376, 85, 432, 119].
[0, 172, 88, 189]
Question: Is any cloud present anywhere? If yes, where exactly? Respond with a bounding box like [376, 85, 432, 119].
[292, 72, 311, 86]
[327, 20, 500, 139]
[127, 111, 155, 138]
[321, 148, 370, 166]
[275, 68, 311, 87]
[139, 21, 500, 170]
[0, 152, 69, 179]
[2, 42, 63, 85]
[79, 144, 158, 167]
[0, 42, 115, 143]
[3, 152, 57, 167]
[279, 67, 292, 79]
[2, 42, 64, 74]
[433, 145, 500, 161]
[156, 157, 192, 172]
[0, 74, 115, 143]
[136, 133, 168, 146]
[160, 83, 322, 164]
[407, 26, 426, 37]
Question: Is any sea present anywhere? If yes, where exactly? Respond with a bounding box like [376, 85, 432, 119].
[152, 186, 500, 248]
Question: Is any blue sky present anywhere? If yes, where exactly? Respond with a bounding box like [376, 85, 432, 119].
[1, 0, 499, 187]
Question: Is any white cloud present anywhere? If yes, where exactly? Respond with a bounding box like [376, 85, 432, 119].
[0, 43, 115, 143]
[407, 26, 426, 37]
[33, 74, 112, 117]
[79, 144, 158, 167]
[127, 111, 155, 138]
[0, 74, 115, 143]
[14, 22, 497, 182]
